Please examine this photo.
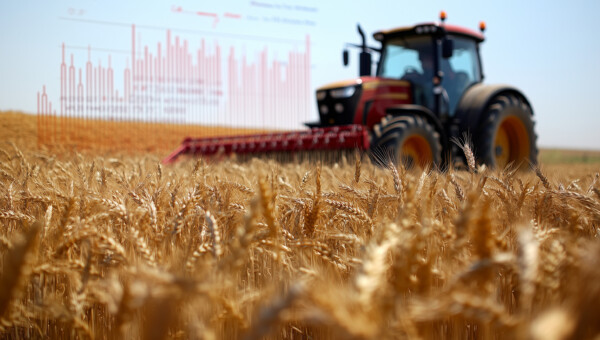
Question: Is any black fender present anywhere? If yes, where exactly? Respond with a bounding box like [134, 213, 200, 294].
[385, 104, 450, 166]
[454, 83, 534, 133]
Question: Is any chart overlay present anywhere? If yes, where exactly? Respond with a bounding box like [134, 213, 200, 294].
[37, 16, 313, 149]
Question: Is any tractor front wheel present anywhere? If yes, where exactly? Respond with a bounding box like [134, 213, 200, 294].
[475, 93, 538, 169]
[371, 115, 442, 170]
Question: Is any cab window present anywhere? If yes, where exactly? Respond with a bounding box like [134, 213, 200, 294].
[441, 36, 481, 114]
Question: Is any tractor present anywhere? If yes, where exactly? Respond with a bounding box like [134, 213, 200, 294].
[312, 12, 537, 169]
[163, 12, 538, 170]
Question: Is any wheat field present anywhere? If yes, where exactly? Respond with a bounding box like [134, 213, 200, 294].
[1, 112, 600, 339]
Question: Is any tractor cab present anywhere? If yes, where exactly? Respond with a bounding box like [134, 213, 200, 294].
[373, 18, 485, 118]
[315, 13, 486, 131]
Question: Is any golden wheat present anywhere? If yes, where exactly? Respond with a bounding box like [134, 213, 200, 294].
[2, 112, 600, 339]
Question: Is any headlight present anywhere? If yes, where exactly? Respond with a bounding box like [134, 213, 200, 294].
[330, 86, 356, 99]
[316, 90, 327, 101]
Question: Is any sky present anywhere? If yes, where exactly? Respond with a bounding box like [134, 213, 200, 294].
[1, 0, 599, 150]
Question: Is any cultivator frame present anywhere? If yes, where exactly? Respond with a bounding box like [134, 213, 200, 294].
[161, 124, 370, 164]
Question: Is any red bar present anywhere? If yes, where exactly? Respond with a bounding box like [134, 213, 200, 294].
[167, 30, 171, 81]
[60, 44, 66, 117]
[157, 42, 162, 82]
[78, 69, 84, 113]
[69, 55, 75, 114]
[132, 24, 136, 94]
[124, 65, 130, 102]
[175, 36, 180, 83]
[144, 46, 149, 84]
[216, 44, 221, 86]
[108, 56, 114, 102]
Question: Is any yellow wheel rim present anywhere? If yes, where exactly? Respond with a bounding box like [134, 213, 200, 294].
[494, 115, 530, 169]
[400, 135, 433, 169]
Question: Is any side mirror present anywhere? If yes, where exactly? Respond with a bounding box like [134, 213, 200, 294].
[442, 38, 454, 59]
[343, 49, 349, 66]
[359, 51, 372, 76]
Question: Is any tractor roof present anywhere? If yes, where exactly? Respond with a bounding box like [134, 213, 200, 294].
[373, 22, 485, 43]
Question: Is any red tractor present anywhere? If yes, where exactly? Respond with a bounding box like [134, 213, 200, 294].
[164, 13, 537, 170]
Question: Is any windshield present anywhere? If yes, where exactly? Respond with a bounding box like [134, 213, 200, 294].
[377, 36, 435, 110]
[442, 36, 482, 114]
[377, 34, 482, 114]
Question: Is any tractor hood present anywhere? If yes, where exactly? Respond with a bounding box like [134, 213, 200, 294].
[316, 76, 410, 93]
[315, 76, 412, 127]
[316, 76, 379, 91]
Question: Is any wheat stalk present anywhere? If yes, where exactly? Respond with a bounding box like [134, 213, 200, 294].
[451, 133, 476, 173]
[354, 155, 361, 184]
[0, 223, 40, 318]
[388, 161, 403, 196]
[205, 210, 223, 258]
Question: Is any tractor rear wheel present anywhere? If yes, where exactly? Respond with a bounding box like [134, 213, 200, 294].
[371, 114, 442, 170]
[475, 93, 538, 169]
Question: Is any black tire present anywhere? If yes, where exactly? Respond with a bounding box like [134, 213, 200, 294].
[370, 114, 442, 169]
[475, 93, 538, 169]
